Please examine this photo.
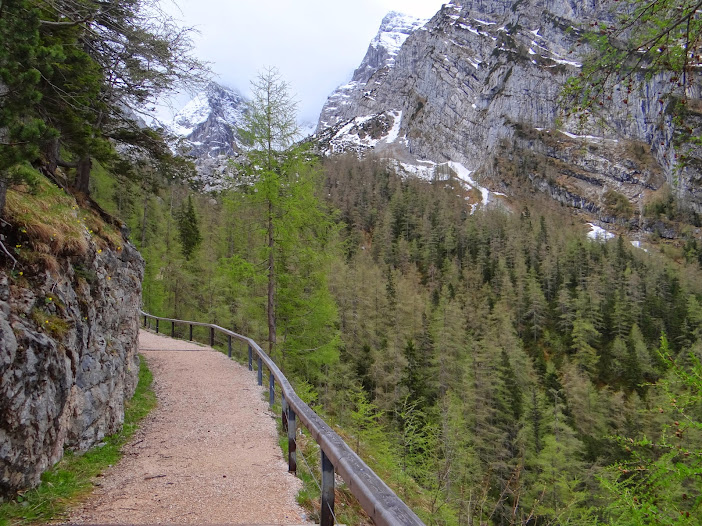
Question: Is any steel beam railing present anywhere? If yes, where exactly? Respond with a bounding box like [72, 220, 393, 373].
[139, 310, 425, 526]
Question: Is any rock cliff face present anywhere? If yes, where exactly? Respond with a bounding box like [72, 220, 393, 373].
[317, 0, 702, 221]
[0, 198, 144, 498]
[167, 82, 247, 190]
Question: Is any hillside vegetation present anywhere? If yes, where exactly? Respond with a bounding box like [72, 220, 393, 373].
[92, 147, 702, 525]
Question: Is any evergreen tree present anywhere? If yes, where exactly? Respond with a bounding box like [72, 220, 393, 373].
[0, 0, 52, 216]
[177, 195, 202, 260]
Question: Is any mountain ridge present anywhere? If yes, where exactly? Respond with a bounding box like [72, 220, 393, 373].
[316, 0, 702, 232]
[165, 82, 248, 190]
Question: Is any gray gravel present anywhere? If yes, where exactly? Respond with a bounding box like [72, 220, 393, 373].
[66, 330, 310, 524]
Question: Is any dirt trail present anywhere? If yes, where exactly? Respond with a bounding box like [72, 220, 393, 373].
[66, 330, 310, 525]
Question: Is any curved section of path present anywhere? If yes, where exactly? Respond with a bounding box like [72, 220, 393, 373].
[68, 330, 309, 525]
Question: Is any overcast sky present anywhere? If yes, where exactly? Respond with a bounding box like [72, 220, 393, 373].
[158, 0, 447, 125]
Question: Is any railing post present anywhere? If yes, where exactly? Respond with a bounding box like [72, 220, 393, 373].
[282, 395, 288, 432]
[248, 345, 253, 371]
[209, 326, 215, 346]
[257, 356, 263, 386]
[143, 315, 146, 327]
[155, 319, 159, 334]
[269, 372, 275, 408]
[189, 324, 193, 341]
[228, 335, 232, 358]
[171, 321, 175, 338]
[287, 406, 296, 474]
[321, 450, 335, 526]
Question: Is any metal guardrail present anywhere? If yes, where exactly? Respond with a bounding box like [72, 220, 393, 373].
[139, 310, 425, 526]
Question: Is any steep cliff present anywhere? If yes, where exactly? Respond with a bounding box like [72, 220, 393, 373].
[0, 177, 144, 499]
[166, 82, 248, 190]
[317, 0, 702, 225]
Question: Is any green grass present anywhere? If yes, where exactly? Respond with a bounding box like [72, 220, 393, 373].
[0, 356, 156, 526]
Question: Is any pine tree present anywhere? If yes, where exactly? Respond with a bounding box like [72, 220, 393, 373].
[0, 0, 52, 216]
[177, 195, 202, 260]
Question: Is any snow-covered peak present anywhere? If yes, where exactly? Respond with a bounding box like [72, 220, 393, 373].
[169, 82, 246, 139]
[371, 11, 429, 59]
[170, 92, 210, 136]
[318, 12, 428, 132]
[164, 81, 249, 190]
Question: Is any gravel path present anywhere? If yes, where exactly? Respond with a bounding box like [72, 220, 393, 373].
[67, 330, 310, 525]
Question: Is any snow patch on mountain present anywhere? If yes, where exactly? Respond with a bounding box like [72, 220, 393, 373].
[170, 92, 211, 136]
[370, 11, 429, 64]
[319, 111, 406, 155]
[318, 12, 428, 131]
[587, 223, 615, 241]
[388, 159, 504, 214]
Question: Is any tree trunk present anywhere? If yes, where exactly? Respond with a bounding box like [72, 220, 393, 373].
[141, 194, 149, 247]
[44, 138, 60, 176]
[74, 155, 92, 195]
[267, 199, 276, 354]
[0, 177, 6, 219]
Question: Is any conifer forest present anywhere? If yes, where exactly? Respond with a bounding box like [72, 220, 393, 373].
[1, 0, 702, 524]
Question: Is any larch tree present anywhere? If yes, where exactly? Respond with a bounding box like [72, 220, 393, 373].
[240, 66, 299, 355]
[238, 67, 339, 381]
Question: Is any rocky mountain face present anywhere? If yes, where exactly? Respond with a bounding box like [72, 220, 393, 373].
[0, 207, 144, 498]
[318, 11, 429, 131]
[317, 0, 702, 229]
[166, 82, 247, 190]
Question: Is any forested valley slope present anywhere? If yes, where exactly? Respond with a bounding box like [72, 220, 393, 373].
[1, 0, 702, 525]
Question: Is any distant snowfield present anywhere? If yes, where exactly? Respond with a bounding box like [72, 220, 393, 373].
[388, 158, 504, 214]
[587, 223, 615, 241]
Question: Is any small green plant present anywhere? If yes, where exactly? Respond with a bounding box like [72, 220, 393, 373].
[73, 264, 98, 286]
[29, 309, 70, 339]
[603, 189, 634, 219]
[0, 356, 156, 525]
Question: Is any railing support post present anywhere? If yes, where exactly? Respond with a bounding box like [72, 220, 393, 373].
[228, 335, 232, 358]
[257, 356, 263, 386]
[269, 372, 275, 408]
[248, 345, 253, 371]
[321, 450, 335, 526]
[189, 324, 193, 341]
[287, 406, 296, 474]
[282, 395, 288, 432]
[143, 315, 146, 327]
[171, 321, 175, 338]
[210, 327, 215, 346]
[155, 319, 159, 334]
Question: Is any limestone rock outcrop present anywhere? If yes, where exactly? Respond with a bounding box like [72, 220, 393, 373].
[0, 211, 144, 499]
[317, 0, 702, 220]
